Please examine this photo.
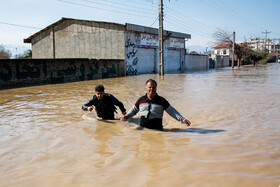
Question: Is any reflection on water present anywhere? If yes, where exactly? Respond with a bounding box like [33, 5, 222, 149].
[0, 64, 280, 186]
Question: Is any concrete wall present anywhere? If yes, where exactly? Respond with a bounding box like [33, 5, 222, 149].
[185, 54, 209, 70]
[0, 59, 125, 89]
[32, 29, 53, 58]
[32, 19, 125, 59]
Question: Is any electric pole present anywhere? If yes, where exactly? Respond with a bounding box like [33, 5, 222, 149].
[232, 31, 235, 68]
[158, 0, 164, 75]
[277, 39, 280, 63]
[262, 30, 271, 51]
[273, 39, 277, 63]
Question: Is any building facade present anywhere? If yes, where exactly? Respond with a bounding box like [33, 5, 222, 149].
[24, 18, 191, 75]
[246, 37, 280, 53]
[213, 44, 233, 58]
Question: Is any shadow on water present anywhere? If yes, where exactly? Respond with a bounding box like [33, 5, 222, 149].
[157, 67, 233, 75]
[164, 128, 226, 134]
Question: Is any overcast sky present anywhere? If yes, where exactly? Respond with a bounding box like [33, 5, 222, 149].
[1, 0, 279, 54]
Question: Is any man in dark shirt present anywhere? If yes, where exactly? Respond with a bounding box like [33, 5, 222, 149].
[120, 79, 191, 130]
[82, 85, 126, 120]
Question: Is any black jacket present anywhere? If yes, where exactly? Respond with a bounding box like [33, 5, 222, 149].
[82, 93, 126, 119]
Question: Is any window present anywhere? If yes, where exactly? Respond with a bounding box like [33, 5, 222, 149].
[223, 49, 226, 54]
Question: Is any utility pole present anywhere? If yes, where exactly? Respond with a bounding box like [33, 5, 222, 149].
[277, 39, 280, 63]
[262, 30, 271, 52]
[273, 39, 277, 63]
[158, 0, 164, 75]
[52, 26, 56, 59]
[232, 31, 235, 68]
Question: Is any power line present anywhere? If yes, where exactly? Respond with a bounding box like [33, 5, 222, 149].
[149, 16, 158, 27]
[0, 20, 134, 37]
[216, 0, 263, 29]
[164, 10, 216, 36]
[164, 19, 212, 38]
[0, 21, 42, 30]
[165, 6, 217, 32]
[56, 0, 157, 19]
[200, 0, 263, 31]
[78, 0, 155, 15]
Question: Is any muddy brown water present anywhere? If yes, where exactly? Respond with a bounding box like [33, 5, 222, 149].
[0, 64, 280, 186]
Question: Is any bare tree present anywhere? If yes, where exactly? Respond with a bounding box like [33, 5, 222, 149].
[212, 29, 233, 46]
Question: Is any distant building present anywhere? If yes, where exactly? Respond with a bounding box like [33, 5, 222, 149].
[24, 17, 191, 75]
[213, 44, 235, 60]
[246, 37, 269, 52]
[213, 44, 232, 56]
[244, 37, 280, 53]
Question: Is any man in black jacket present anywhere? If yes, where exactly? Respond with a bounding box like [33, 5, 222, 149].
[82, 85, 126, 120]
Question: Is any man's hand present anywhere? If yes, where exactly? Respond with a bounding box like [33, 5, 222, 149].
[122, 111, 127, 115]
[183, 119, 191, 126]
[120, 115, 127, 121]
[87, 106, 94, 112]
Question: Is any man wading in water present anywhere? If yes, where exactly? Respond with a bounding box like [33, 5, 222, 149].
[82, 85, 126, 120]
[120, 79, 191, 130]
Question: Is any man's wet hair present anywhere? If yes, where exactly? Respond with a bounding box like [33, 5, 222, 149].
[95, 85, 105, 92]
[146, 79, 157, 86]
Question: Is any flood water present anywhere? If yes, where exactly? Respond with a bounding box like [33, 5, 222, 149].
[0, 63, 280, 186]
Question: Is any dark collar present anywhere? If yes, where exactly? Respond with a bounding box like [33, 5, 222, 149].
[145, 93, 158, 101]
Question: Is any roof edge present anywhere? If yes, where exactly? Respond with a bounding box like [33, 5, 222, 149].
[24, 17, 192, 43]
[125, 23, 191, 39]
[24, 17, 126, 43]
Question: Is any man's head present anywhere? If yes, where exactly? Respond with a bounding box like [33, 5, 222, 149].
[95, 85, 105, 100]
[145, 79, 157, 99]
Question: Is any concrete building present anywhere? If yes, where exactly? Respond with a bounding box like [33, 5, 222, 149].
[245, 37, 280, 53]
[213, 44, 233, 59]
[24, 17, 191, 75]
[246, 37, 273, 52]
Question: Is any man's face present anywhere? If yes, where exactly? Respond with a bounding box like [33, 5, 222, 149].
[146, 81, 157, 98]
[95, 91, 105, 100]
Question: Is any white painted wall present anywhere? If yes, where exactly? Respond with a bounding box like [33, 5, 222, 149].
[137, 48, 156, 74]
[165, 49, 182, 72]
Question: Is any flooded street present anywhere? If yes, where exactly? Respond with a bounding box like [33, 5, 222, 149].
[0, 63, 280, 186]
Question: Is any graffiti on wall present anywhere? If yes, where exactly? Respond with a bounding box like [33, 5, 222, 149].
[0, 63, 12, 82]
[0, 59, 124, 89]
[86, 61, 99, 80]
[125, 38, 138, 75]
[102, 61, 119, 78]
[57, 62, 77, 77]
[16, 63, 42, 80]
